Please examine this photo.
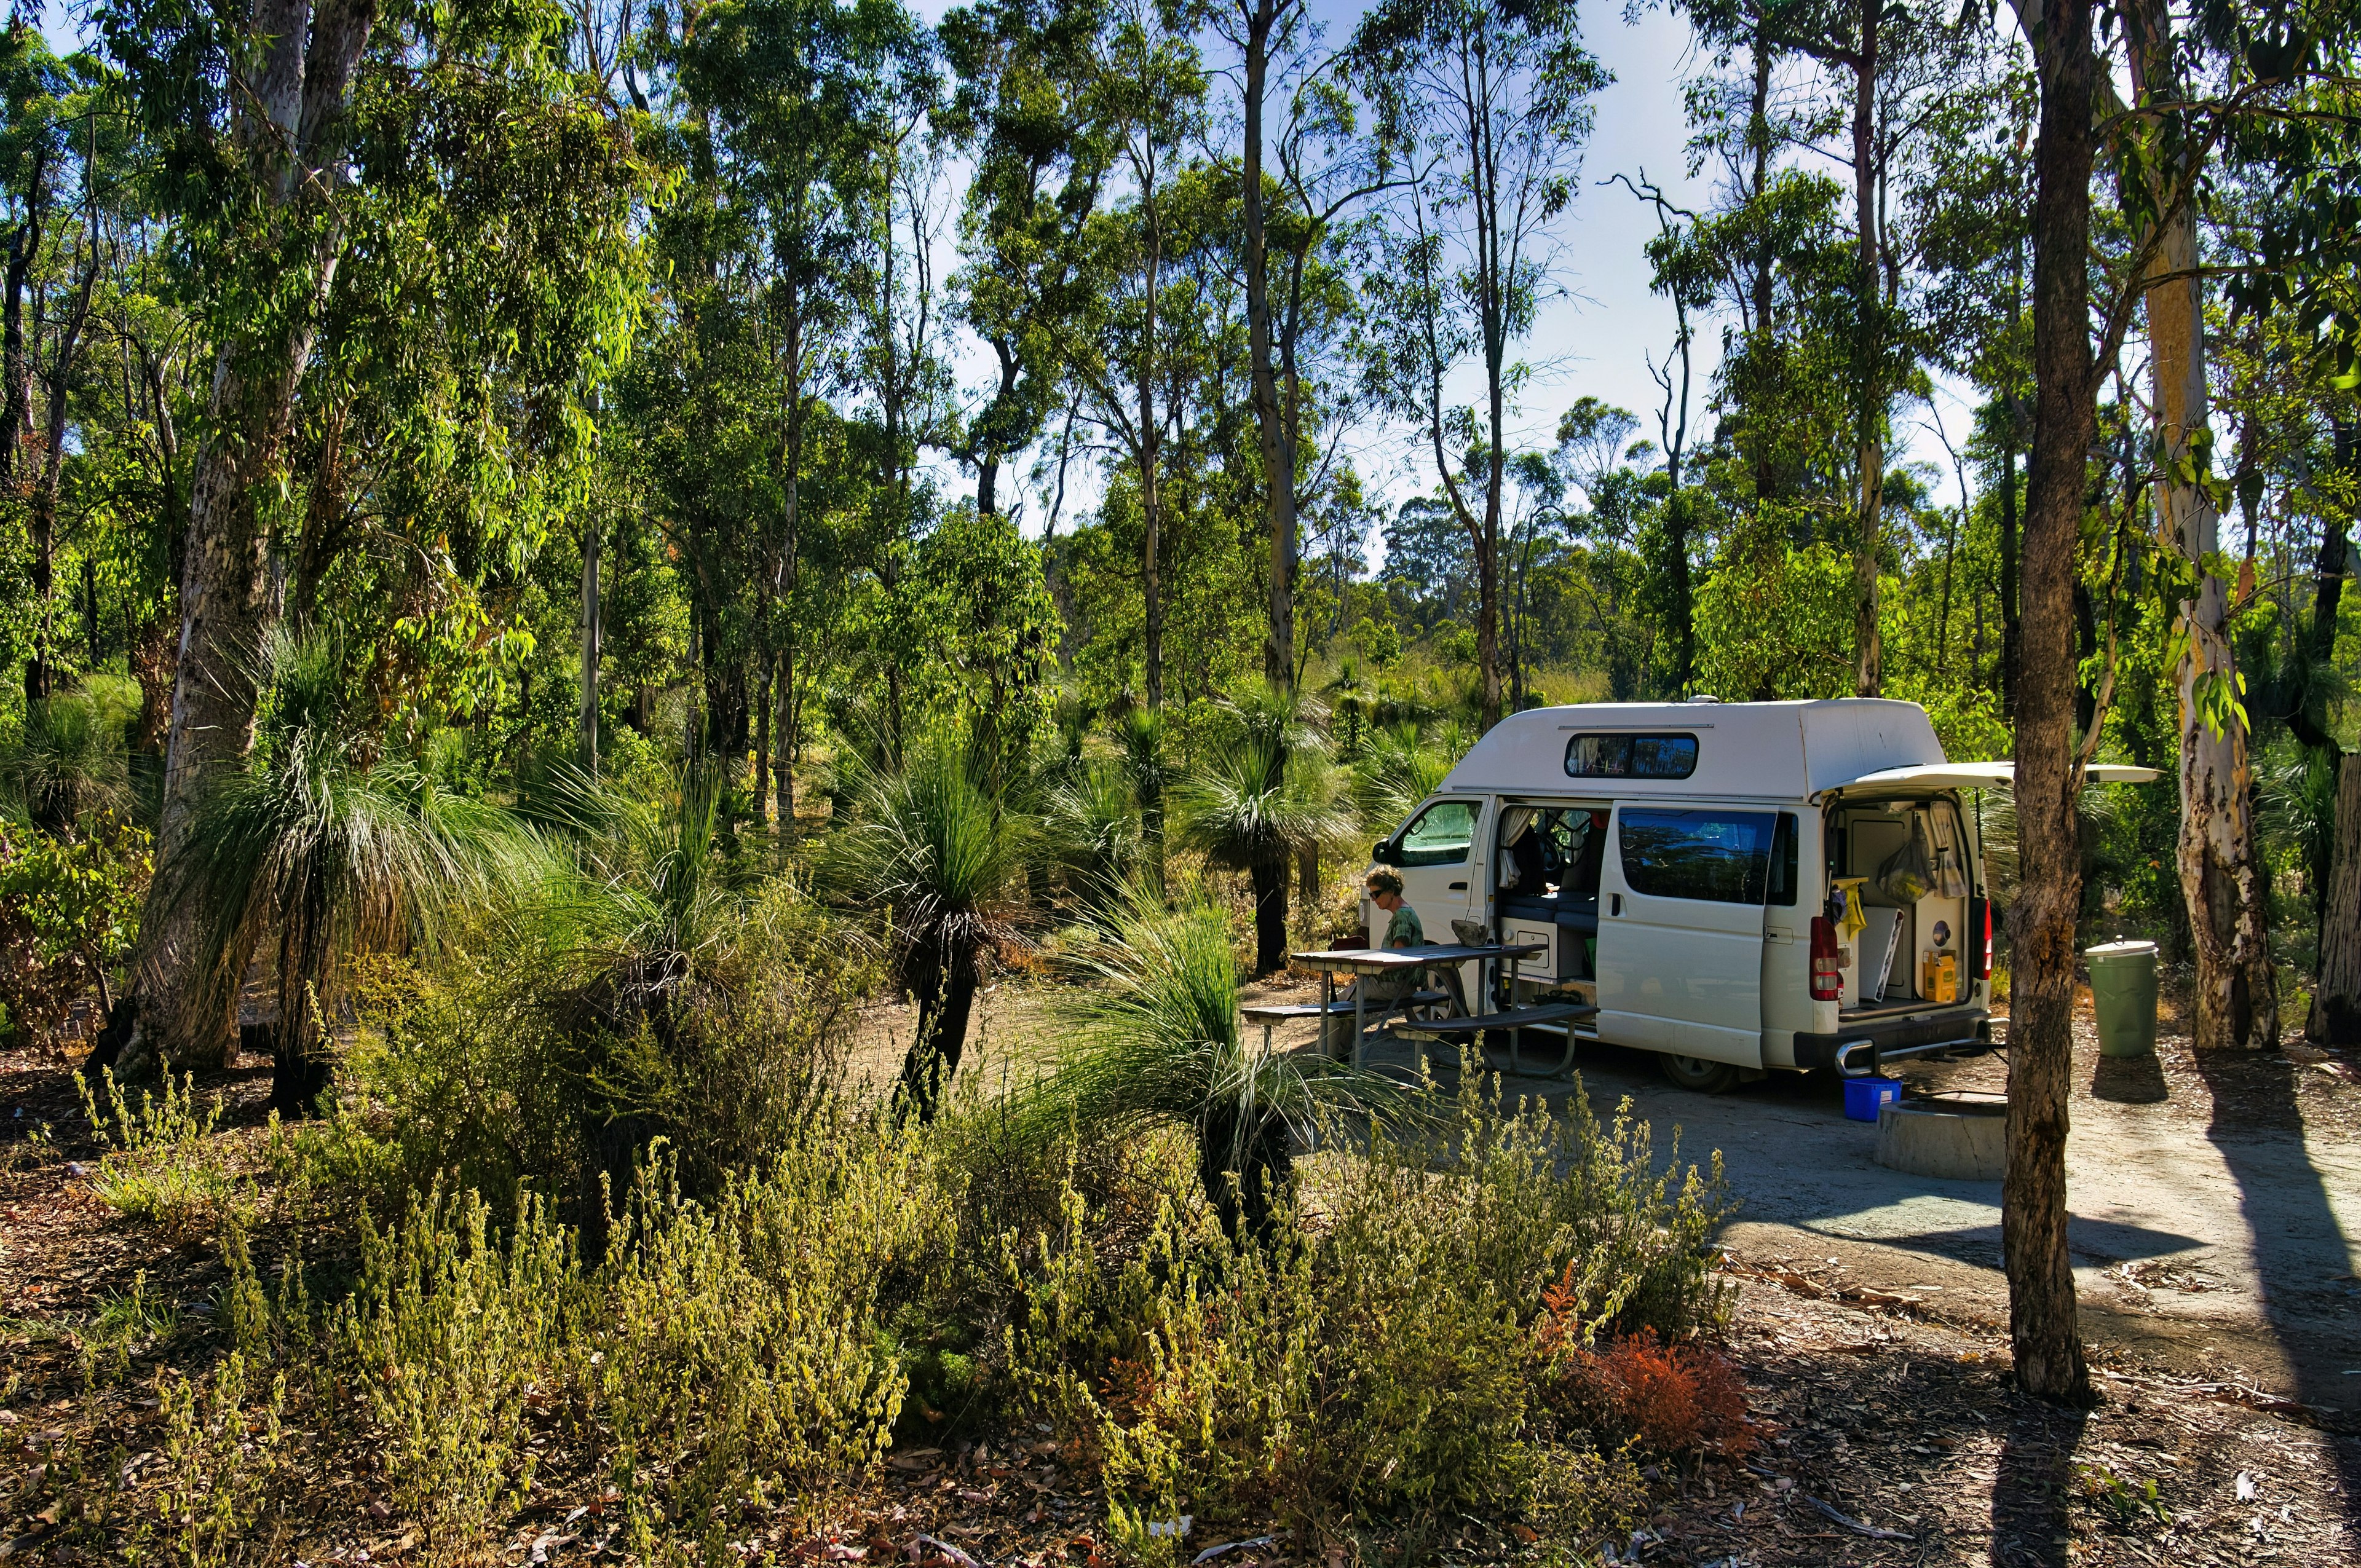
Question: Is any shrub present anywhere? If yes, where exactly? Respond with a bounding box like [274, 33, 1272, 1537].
[75, 1068, 259, 1235]
[148, 1350, 288, 1568]
[595, 1132, 942, 1558]
[997, 1059, 1723, 1546]
[342, 874, 871, 1238]
[1532, 1314, 1754, 1461]
[334, 1183, 578, 1551]
[0, 811, 151, 1048]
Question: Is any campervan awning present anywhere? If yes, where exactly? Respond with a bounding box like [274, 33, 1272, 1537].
[1822, 760, 2161, 797]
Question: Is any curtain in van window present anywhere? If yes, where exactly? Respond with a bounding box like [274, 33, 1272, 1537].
[1618, 809, 1778, 904]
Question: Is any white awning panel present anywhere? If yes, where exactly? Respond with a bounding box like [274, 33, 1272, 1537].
[1823, 760, 2161, 795]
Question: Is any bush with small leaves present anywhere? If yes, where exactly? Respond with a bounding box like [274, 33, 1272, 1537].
[76, 1069, 259, 1235]
[334, 1182, 579, 1552]
[596, 1130, 943, 1558]
[147, 1350, 288, 1568]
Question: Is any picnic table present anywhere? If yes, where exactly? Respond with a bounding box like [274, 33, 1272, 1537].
[1262, 941, 1589, 1070]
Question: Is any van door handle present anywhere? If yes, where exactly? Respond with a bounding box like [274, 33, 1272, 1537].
[1449, 881, 1468, 891]
[1611, 894, 1623, 916]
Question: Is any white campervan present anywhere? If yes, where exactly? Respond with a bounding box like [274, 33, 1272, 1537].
[1364, 698, 2153, 1090]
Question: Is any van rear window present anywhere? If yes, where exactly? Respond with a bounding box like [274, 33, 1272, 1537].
[1564, 733, 1698, 779]
[1618, 808, 1778, 904]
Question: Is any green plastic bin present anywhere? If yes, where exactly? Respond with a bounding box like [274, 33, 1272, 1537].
[2086, 940, 2159, 1058]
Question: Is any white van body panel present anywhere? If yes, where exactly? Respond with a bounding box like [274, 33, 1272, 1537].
[1439, 698, 1947, 801]
[1592, 800, 1766, 1066]
[1370, 698, 2006, 1078]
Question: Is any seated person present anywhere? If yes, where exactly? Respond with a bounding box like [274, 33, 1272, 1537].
[1324, 869, 1466, 1054]
[1370, 866, 1423, 947]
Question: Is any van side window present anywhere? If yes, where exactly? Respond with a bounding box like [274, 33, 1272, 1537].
[1617, 808, 1778, 904]
[1398, 800, 1478, 867]
[1564, 733, 1698, 779]
[1768, 812, 1799, 906]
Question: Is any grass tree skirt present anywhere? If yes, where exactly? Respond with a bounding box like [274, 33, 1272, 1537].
[1875, 1094, 2007, 1181]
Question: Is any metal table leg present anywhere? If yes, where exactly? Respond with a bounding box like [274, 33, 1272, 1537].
[1353, 975, 1367, 1070]
[1508, 951, 1524, 1073]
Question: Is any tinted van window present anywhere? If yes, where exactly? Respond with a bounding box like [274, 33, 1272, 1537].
[1564, 733, 1698, 779]
[1398, 799, 1478, 867]
[1618, 808, 1778, 904]
[1768, 812, 1800, 906]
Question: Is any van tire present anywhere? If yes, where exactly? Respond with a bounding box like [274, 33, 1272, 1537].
[1658, 1054, 1741, 1093]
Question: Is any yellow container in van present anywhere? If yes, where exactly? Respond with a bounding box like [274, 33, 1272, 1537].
[1921, 951, 1958, 1004]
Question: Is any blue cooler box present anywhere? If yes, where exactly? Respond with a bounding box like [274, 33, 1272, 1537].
[1843, 1076, 1903, 1122]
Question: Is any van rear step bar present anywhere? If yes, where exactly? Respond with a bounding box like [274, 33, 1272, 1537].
[1834, 1036, 1993, 1076]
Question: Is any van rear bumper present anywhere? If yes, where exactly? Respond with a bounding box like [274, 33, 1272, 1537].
[1792, 1008, 1993, 1076]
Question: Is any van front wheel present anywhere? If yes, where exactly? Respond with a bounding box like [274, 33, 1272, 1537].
[1659, 1054, 1740, 1093]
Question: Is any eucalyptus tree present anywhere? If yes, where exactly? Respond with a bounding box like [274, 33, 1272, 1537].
[1679, 0, 1983, 699]
[1062, 0, 1214, 712]
[1351, 0, 1604, 729]
[941, 0, 1114, 523]
[663, 0, 929, 813]
[98, 0, 661, 1065]
[1216, 0, 1393, 696]
[1, 27, 114, 707]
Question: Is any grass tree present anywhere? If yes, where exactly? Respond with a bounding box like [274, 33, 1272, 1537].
[0, 676, 140, 836]
[1026, 889, 1408, 1240]
[827, 738, 1032, 1120]
[1172, 688, 1348, 974]
[167, 633, 521, 1115]
[1041, 762, 1145, 920]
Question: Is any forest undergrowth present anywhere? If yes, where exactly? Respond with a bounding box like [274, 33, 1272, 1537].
[0, 1003, 1745, 1567]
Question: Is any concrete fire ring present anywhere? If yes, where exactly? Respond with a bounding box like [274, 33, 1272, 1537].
[1876, 1094, 2007, 1181]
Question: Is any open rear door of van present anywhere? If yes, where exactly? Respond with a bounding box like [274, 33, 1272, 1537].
[1591, 801, 1772, 1068]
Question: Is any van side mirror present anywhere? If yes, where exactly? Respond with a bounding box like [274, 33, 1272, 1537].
[1371, 840, 1399, 865]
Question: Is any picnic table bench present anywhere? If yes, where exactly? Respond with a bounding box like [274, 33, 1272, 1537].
[1395, 1001, 1597, 1076]
[1287, 942, 1554, 1068]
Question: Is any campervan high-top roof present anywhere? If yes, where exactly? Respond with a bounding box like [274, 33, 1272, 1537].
[1440, 698, 1948, 800]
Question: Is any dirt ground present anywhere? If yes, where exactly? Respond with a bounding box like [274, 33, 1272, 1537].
[3, 976, 2357, 1566]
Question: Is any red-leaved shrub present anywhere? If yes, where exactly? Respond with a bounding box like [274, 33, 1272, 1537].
[1532, 1263, 1754, 1459]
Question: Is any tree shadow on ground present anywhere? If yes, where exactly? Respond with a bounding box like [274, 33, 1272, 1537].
[2189, 1044, 2361, 1532]
[1988, 1400, 2092, 1567]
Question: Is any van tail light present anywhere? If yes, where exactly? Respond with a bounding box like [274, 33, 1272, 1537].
[1810, 916, 1843, 1001]
[1970, 897, 1993, 979]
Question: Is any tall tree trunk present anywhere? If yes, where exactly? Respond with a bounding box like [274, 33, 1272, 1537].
[1240, 0, 1297, 696]
[0, 152, 42, 536]
[2006, 0, 2097, 1406]
[2312, 757, 2361, 1043]
[1999, 387, 2022, 718]
[133, 0, 379, 1071]
[975, 336, 1019, 521]
[1139, 218, 1165, 712]
[776, 287, 805, 833]
[1848, 2, 1883, 698]
[2132, 0, 2276, 1054]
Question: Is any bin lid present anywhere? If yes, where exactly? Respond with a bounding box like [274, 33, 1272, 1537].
[2084, 940, 2159, 959]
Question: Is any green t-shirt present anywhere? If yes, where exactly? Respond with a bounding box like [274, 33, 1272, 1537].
[1384, 903, 1426, 948]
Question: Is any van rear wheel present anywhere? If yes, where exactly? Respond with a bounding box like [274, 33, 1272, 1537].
[1659, 1054, 1740, 1093]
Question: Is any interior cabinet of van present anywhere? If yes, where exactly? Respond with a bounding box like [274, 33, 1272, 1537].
[1825, 797, 1972, 1012]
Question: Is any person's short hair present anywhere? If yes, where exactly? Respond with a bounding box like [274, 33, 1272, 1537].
[1366, 867, 1404, 897]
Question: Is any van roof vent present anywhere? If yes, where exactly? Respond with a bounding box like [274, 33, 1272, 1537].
[1685, 693, 1722, 704]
